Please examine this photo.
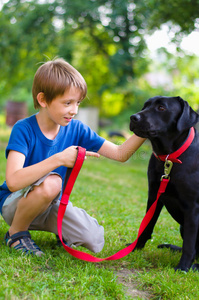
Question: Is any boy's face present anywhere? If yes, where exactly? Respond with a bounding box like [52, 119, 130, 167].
[44, 86, 83, 126]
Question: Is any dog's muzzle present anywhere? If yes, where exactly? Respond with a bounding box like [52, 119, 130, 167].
[130, 114, 141, 122]
[130, 113, 141, 131]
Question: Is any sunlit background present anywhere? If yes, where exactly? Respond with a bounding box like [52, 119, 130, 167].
[1, 0, 199, 131]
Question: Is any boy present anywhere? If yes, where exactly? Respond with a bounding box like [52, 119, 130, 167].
[0, 58, 145, 256]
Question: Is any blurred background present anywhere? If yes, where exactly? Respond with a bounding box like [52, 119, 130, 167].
[0, 0, 199, 136]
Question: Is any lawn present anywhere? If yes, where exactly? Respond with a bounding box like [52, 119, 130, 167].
[0, 124, 199, 299]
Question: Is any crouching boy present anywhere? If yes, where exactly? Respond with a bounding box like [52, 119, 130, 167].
[0, 58, 145, 256]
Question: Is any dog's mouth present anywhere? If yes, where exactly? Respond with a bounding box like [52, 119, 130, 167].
[138, 130, 158, 138]
[148, 130, 158, 137]
[130, 122, 158, 138]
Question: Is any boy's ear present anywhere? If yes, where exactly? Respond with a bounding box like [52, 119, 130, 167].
[37, 92, 47, 108]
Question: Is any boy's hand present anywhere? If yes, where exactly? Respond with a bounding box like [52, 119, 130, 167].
[61, 146, 100, 168]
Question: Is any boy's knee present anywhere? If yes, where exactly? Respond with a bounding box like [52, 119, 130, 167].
[34, 174, 62, 203]
[80, 223, 104, 253]
[60, 203, 104, 253]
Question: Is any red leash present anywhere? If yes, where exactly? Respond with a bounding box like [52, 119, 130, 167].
[57, 128, 195, 262]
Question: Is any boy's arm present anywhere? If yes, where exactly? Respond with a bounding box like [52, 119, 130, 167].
[6, 147, 99, 192]
[98, 134, 146, 162]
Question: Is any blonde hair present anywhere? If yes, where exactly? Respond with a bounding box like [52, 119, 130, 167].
[32, 58, 87, 109]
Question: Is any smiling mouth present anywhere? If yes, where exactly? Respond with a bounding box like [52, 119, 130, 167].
[64, 117, 72, 121]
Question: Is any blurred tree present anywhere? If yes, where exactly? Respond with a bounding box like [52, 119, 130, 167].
[52, 0, 150, 113]
[1, 0, 199, 116]
[0, 0, 150, 114]
[0, 0, 58, 101]
[145, 0, 199, 34]
[160, 49, 199, 108]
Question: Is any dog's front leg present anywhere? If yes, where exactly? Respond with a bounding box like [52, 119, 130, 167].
[175, 213, 199, 272]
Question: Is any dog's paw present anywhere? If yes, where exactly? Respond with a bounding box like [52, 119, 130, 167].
[174, 266, 189, 273]
[125, 243, 144, 251]
[175, 261, 193, 272]
[158, 244, 182, 252]
[191, 264, 199, 271]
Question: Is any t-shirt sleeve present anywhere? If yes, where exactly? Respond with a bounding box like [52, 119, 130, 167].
[78, 122, 105, 152]
[6, 121, 31, 158]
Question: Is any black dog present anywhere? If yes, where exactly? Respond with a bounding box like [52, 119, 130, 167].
[129, 96, 199, 272]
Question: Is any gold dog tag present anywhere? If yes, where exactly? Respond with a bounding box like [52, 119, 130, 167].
[164, 160, 173, 178]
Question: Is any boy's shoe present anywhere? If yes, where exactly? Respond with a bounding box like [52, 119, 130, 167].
[55, 234, 70, 247]
[4, 230, 44, 257]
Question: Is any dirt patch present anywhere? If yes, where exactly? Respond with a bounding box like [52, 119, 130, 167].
[116, 268, 152, 299]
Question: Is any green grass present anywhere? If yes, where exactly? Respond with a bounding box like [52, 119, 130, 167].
[0, 126, 199, 299]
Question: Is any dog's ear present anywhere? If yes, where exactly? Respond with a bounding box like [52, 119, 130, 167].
[177, 96, 199, 131]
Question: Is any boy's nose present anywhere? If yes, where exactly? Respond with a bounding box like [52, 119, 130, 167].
[70, 104, 78, 115]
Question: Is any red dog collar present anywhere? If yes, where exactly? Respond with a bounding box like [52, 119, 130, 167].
[153, 127, 195, 164]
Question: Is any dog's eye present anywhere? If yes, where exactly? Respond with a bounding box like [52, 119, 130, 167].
[158, 105, 166, 112]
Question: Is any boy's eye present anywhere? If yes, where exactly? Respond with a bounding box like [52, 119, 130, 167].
[64, 100, 82, 106]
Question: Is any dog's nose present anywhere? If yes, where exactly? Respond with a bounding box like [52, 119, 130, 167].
[130, 114, 141, 122]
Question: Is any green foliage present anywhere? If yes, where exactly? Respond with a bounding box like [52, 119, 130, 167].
[147, 48, 199, 109]
[1, 0, 199, 116]
[0, 0, 58, 101]
[145, 0, 199, 33]
[0, 0, 149, 114]
[7, 87, 32, 103]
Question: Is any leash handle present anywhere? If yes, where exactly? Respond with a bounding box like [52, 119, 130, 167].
[61, 146, 86, 204]
[57, 146, 169, 262]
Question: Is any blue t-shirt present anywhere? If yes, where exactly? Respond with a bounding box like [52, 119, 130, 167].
[0, 114, 105, 213]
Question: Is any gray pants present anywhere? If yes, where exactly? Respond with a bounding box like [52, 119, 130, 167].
[2, 173, 104, 253]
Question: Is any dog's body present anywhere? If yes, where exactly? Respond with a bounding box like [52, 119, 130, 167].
[130, 96, 199, 271]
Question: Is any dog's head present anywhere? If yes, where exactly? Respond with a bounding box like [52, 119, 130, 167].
[130, 96, 199, 138]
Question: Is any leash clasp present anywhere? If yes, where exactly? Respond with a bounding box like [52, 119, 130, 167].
[161, 158, 173, 181]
